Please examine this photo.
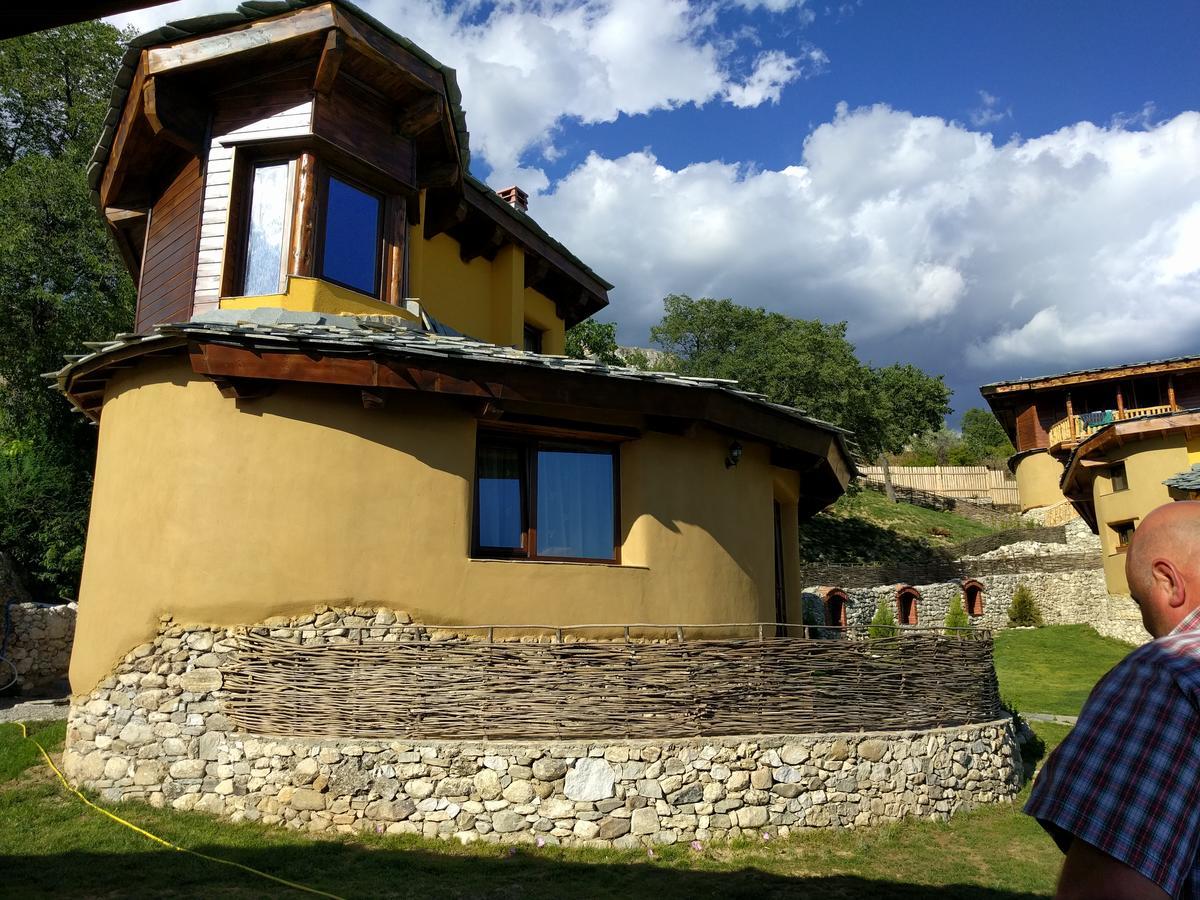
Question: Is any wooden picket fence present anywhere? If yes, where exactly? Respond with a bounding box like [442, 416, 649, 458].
[859, 466, 1019, 507]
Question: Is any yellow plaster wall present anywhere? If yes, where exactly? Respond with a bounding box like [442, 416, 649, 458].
[523, 288, 567, 355]
[1013, 451, 1066, 511]
[408, 231, 496, 340]
[1092, 434, 1189, 594]
[70, 357, 784, 693]
[220, 276, 418, 320]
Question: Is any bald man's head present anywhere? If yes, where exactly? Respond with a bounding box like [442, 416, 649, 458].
[1125, 501, 1200, 637]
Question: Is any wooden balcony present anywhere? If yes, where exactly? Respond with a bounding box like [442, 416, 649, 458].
[1047, 404, 1177, 447]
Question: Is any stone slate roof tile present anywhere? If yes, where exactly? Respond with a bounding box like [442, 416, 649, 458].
[45, 310, 860, 469]
[1164, 464, 1200, 492]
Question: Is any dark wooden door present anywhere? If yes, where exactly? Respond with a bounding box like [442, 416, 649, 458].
[773, 501, 786, 636]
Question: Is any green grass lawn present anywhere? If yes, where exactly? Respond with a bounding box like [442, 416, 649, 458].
[0, 627, 1111, 899]
[798, 488, 1004, 565]
[994, 624, 1135, 716]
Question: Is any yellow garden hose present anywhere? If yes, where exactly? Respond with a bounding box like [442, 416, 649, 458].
[8, 722, 346, 900]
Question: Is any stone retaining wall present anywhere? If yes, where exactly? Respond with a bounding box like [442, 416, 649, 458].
[805, 569, 1111, 635]
[63, 612, 1023, 846]
[2, 601, 75, 691]
[803, 519, 1149, 646]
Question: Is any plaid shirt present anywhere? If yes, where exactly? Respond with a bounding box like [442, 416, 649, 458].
[1026, 610, 1200, 898]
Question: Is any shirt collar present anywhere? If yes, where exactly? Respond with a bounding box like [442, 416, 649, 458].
[1170, 606, 1200, 636]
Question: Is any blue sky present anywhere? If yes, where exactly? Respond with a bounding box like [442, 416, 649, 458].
[113, 1, 1200, 423]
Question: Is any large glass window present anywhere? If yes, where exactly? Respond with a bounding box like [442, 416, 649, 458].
[319, 174, 382, 296]
[476, 443, 526, 552]
[243, 161, 293, 296]
[474, 434, 618, 562]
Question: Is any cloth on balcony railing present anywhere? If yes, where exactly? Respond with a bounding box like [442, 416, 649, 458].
[1080, 410, 1115, 428]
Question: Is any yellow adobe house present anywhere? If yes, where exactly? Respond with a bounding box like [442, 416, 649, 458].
[983, 357, 1200, 593]
[54, 1, 858, 694]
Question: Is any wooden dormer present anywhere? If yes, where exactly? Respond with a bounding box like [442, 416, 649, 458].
[92, 1, 610, 349]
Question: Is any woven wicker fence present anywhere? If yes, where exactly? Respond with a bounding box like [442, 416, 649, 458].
[224, 627, 1003, 741]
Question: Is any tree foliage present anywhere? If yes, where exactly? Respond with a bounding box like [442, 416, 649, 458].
[944, 593, 970, 635]
[648, 294, 951, 459]
[1007, 584, 1044, 628]
[0, 23, 135, 600]
[898, 408, 1015, 468]
[868, 599, 898, 639]
[565, 319, 623, 365]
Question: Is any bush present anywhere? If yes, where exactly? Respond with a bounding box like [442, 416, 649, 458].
[0, 438, 91, 601]
[1007, 583, 1044, 627]
[944, 593, 970, 636]
[868, 599, 898, 638]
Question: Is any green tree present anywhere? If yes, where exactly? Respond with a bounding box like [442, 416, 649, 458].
[565, 319, 623, 365]
[649, 294, 951, 459]
[957, 407, 1015, 467]
[0, 22, 135, 599]
[1007, 584, 1044, 628]
[943, 594, 970, 635]
[868, 599, 898, 639]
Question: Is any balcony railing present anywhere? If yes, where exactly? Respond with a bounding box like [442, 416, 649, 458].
[1047, 404, 1176, 447]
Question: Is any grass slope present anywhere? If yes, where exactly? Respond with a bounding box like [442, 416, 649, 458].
[799, 487, 1002, 565]
[0, 626, 1117, 899]
[994, 625, 1135, 716]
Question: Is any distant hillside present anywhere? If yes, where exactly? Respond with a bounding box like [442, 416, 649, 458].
[798, 487, 1002, 566]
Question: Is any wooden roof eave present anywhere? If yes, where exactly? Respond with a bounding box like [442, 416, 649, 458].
[983, 357, 1200, 396]
[180, 340, 854, 480]
[59, 335, 191, 421]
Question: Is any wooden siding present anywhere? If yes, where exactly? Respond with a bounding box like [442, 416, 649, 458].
[1175, 374, 1200, 410]
[1015, 403, 1046, 451]
[313, 76, 414, 185]
[194, 77, 316, 314]
[136, 157, 203, 331]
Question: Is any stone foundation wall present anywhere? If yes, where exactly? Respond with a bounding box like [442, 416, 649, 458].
[2, 601, 75, 691]
[63, 612, 1023, 846]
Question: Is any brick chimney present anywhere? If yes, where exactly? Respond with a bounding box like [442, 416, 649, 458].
[497, 185, 528, 212]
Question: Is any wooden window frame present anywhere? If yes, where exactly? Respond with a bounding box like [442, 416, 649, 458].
[1111, 519, 1137, 553]
[222, 148, 407, 305]
[225, 154, 298, 299]
[1109, 461, 1129, 493]
[472, 429, 621, 564]
[314, 166, 387, 300]
[523, 323, 544, 354]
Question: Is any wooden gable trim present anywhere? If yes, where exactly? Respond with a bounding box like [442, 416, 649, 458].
[146, 4, 338, 76]
[99, 54, 148, 210]
[983, 358, 1200, 396]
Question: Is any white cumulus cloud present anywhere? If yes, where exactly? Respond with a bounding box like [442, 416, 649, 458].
[111, 0, 825, 187]
[530, 105, 1200, 393]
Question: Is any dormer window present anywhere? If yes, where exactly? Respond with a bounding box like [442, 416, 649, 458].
[318, 173, 383, 297]
[227, 151, 405, 304]
[243, 160, 295, 296]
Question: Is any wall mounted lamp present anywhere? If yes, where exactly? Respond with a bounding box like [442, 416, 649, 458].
[725, 441, 743, 469]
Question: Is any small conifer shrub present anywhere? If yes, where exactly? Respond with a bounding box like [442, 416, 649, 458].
[869, 599, 898, 638]
[944, 594, 971, 636]
[1007, 583, 1044, 627]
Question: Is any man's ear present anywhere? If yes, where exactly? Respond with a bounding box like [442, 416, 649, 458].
[1152, 559, 1185, 609]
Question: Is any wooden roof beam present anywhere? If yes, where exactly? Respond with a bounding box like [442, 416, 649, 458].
[314, 28, 345, 96]
[142, 76, 206, 156]
[146, 4, 337, 75]
[396, 94, 444, 138]
[459, 225, 506, 263]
